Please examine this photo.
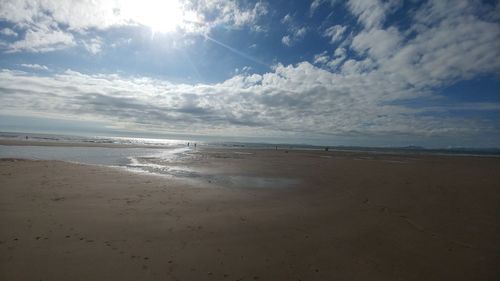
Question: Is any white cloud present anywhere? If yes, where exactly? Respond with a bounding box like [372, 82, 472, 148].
[313, 51, 329, 65]
[310, 0, 323, 15]
[295, 27, 307, 37]
[351, 27, 401, 59]
[281, 35, 292, 46]
[0, 28, 18, 37]
[234, 66, 253, 75]
[282, 28, 307, 47]
[313, 47, 347, 70]
[323, 25, 347, 44]
[327, 47, 347, 69]
[345, 0, 500, 89]
[280, 14, 308, 46]
[0, 0, 270, 53]
[281, 14, 292, 24]
[340, 57, 376, 75]
[186, 0, 269, 32]
[310, 0, 339, 16]
[346, 0, 400, 30]
[82, 37, 103, 54]
[6, 28, 75, 53]
[0, 0, 117, 31]
[20, 64, 49, 71]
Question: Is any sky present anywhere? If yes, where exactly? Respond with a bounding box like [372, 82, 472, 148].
[0, 0, 499, 148]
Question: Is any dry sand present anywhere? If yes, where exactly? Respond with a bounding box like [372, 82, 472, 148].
[0, 147, 499, 281]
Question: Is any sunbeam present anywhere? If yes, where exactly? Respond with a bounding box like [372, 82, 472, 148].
[204, 35, 270, 68]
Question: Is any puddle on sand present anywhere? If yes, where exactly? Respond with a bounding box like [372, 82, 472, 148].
[233, 151, 253, 155]
[222, 175, 298, 188]
[125, 160, 297, 188]
[124, 151, 298, 188]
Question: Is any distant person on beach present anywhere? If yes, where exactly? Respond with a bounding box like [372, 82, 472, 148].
[194, 143, 197, 148]
[187, 142, 190, 147]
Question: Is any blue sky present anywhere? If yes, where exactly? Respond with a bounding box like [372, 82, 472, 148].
[0, 0, 499, 147]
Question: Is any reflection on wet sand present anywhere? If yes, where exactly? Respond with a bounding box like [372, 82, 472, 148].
[126, 150, 299, 188]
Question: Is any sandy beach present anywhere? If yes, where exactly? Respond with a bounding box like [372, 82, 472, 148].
[1, 145, 499, 281]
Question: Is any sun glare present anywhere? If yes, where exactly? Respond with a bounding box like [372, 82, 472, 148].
[122, 0, 193, 33]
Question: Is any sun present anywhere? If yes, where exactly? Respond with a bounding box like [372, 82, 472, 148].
[121, 0, 191, 33]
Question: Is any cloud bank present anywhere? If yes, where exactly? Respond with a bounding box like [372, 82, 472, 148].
[0, 59, 496, 141]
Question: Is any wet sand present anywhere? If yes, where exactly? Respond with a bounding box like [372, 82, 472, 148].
[0, 147, 499, 281]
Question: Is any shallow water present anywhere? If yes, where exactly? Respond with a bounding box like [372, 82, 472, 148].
[0, 144, 200, 179]
[0, 145, 185, 166]
[0, 145, 297, 188]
